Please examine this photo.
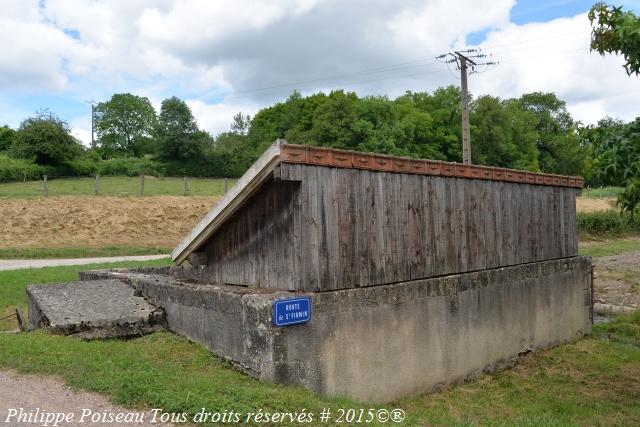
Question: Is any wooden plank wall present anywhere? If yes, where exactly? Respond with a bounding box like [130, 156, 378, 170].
[201, 179, 300, 290]
[279, 163, 579, 292]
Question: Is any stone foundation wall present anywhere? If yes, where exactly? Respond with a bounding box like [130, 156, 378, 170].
[81, 256, 592, 402]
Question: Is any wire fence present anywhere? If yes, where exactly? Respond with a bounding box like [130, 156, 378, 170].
[0, 175, 236, 198]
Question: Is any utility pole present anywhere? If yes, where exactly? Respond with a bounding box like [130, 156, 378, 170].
[437, 50, 498, 165]
[458, 53, 473, 165]
[85, 100, 97, 149]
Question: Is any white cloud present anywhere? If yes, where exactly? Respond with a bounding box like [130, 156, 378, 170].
[467, 13, 638, 124]
[137, 0, 321, 48]
[388, 0, 514, 52]
[0, 0, 72, 91]
[0, 0, 637, 135]
[69, 114, 92, 146]
[71, 126, 92, 147]
[187, 99, 258, 136]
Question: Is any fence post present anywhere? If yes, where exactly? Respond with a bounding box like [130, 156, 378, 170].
[184, 176, 189, 196]
[140, 173, 145, 196]
[224, 178, 228, 194]
[95, 174, 100, 195]
[43, 175, 48, 197]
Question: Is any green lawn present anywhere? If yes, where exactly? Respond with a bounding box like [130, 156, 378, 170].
[0, 176, 236, 198]
[1, 263, 639, 425]
[579, 237, 640, 258]
[582, 186, 624, 199]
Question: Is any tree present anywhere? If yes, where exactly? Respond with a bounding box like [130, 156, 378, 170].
[207, 132, 257, 177]
[470, 96, 539, 171]
[617, 178, 640, 219]
[396, 86, 462, 161]
[582, 117, 640, 186]
[0, 125, 15, 151]
[310, 90, 359, 149]
[518, 92, 585, 176]
[12, 111, 82, 165]
[154, 97, 204, 164]
[589, 2, 640, 76]
[95, 93, 156, 157]
[231, 112, 251, 136]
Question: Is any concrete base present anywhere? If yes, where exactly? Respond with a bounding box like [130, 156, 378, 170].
[27, 280, 166, 339]
[80, 256, 592, 402]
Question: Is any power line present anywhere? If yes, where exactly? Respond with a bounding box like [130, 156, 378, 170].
[200, 32, 591, 101]
[216, 46, 589, 101]
[498, 47, 588, 63]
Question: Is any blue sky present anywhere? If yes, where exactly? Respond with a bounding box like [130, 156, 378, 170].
[0, 0, 638, 144]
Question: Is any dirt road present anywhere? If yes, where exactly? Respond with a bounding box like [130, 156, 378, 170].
[0, 370, 172, 426]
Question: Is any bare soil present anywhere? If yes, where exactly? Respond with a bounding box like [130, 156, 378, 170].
[593, 251, 640, 308]
[0, 195, 609, 251]
[0, 196, 217, 249]
[575, 197, 616, 213]
[0, 370, 172, 426]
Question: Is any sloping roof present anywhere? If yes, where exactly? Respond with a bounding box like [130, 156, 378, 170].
[172, 140, 284, 265]
[172, 140, 584, 265]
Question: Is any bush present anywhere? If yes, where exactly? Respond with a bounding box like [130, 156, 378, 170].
[12, 111, 83, 165]
[577, 210, 640, 236]
[617, 178, 640, 219]
[0, 155, 44, 181]
[98, 157, 166, 177]
[63, 158, 100, 176]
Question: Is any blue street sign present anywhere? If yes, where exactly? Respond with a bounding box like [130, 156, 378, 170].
[273, 297, 311, 327]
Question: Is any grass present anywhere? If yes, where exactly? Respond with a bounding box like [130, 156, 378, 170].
[0, 246, 172, 259]
[577, 210, 640, 237]
[579, 236, 640, 257]
[594, 309, 640, 345]
[0, 176, 236, 198]
[582, 186, 624, 199]
[1, 264, 640, 425]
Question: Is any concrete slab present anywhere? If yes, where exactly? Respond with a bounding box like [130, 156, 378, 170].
[27, 280, 165, 339]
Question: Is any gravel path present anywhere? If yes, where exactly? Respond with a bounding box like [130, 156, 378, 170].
[593, 251, 640, 309]
[0, 370, 172, 426]
[0, 255, 169, 272]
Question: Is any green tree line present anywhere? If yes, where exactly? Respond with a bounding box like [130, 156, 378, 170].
[0, 88, 637, 186]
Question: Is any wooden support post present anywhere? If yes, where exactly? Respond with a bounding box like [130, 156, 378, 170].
[95, 174, 100, 195]
[224, 177, 228, 194]
[140, 173, 145, 196]
[15, 308, 25, 332]
[43, 175, 48, 197]
[184, 176, 188, 196]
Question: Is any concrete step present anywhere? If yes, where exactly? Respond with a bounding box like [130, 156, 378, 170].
[27, 279, 165, 339]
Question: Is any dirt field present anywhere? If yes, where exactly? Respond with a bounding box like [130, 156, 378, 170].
[0, 196, 217, 250]
[575, 197, 616, 213]
[0, 195, 616, 251]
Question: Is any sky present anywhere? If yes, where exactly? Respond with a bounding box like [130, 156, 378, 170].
[0, 0, 638, 146]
